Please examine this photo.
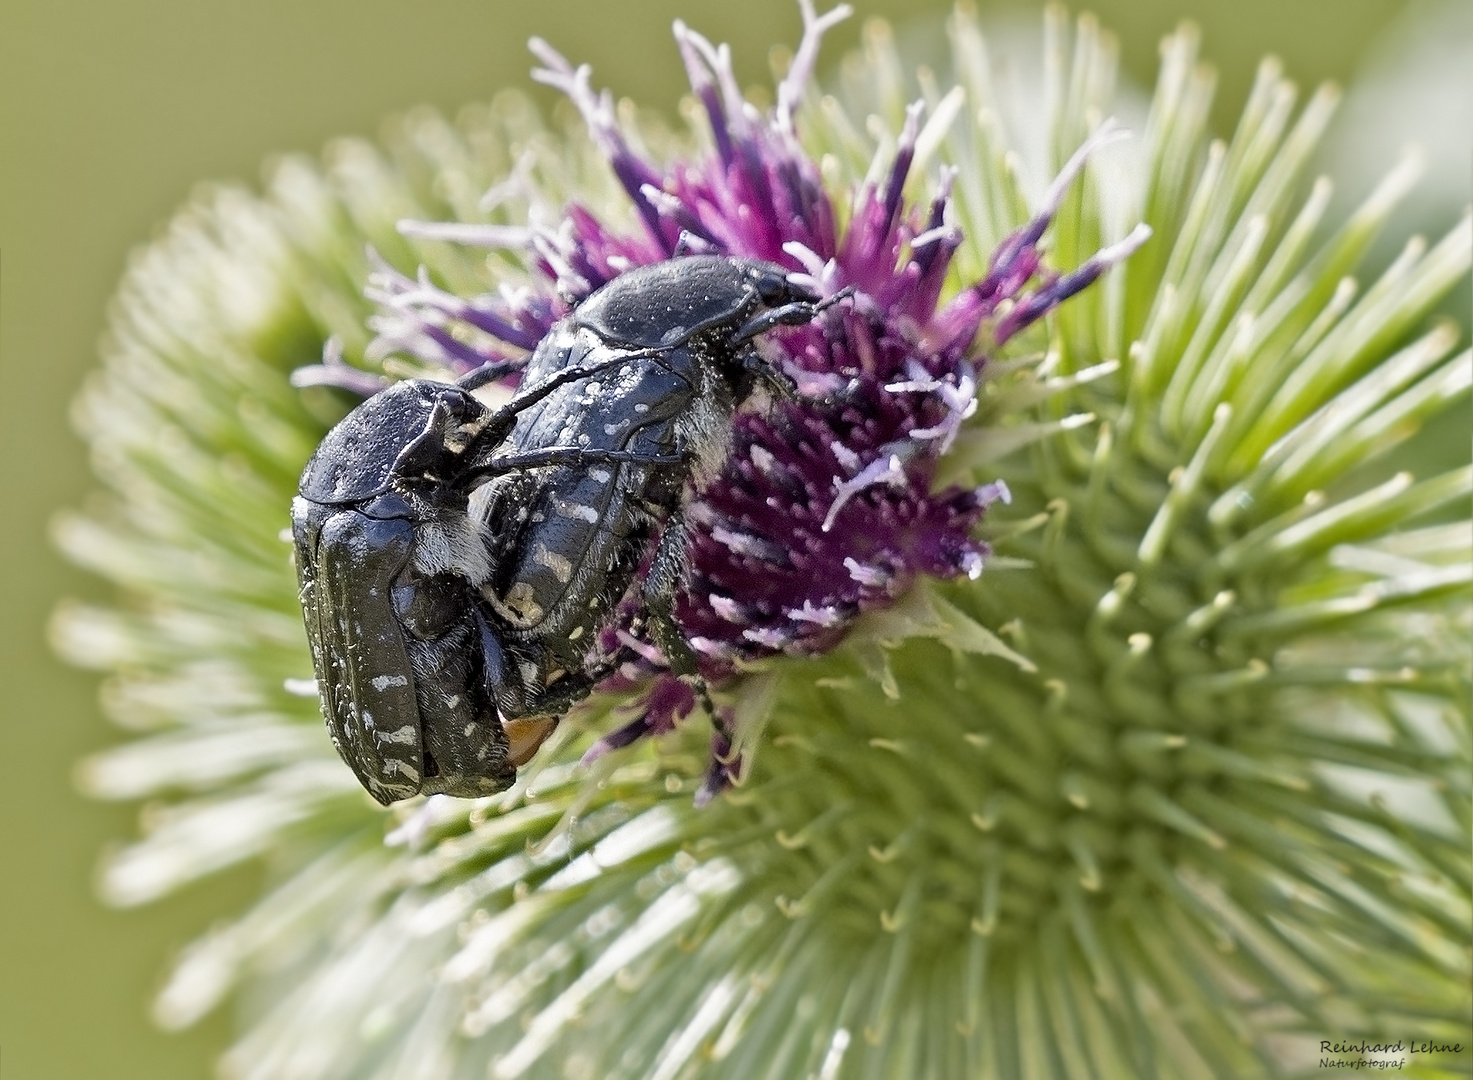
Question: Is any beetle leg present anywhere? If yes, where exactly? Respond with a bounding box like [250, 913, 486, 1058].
[729, 302, 816, 344]
[471, 604, 529, 720]
[517, 670, 600, 717]
[481, 352, 660, 429]
[391, 397, 457, 479]
[501, 657, 620, 766]
[470, 611, 571, 770]
[739, 348, 799, 401]
[730, 286, 853, 345]
[461, 446, 687, 483]
[456, 358, 524, 391]
[639, 515, 720, 721]
[476, 607, 607, 724]
[460, 351, 667, 473]
[640, 511, 702, 677]
[502, 651, 619, 760]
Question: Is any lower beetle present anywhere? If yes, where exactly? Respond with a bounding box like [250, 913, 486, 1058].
[292, 359, 676, 802]
[293, 255, 843, 804]
[293, 377, 502, 803]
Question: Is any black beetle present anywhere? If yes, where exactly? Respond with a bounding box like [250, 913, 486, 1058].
[292, 362, 678, 803]
[293, 255, 841, 804]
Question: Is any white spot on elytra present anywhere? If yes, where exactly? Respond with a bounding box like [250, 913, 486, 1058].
[552, 498, 599, 523]
[371, 674, 409, 692]
[373, 725, 418, 745]
[533, 542, 574, 584]
[381, 759, 420, 781]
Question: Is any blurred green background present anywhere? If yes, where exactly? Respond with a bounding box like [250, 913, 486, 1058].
[0, 0, 1457, 1076]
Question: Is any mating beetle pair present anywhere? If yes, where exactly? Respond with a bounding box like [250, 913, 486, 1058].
[292, 256, 843, 804]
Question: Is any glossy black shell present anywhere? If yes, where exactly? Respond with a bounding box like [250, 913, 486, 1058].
[575, 256, 813, 348]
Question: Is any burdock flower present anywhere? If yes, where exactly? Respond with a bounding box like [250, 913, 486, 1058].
[57, 6, 1469, 1079]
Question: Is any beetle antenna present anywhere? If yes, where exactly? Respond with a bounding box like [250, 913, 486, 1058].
[457, 358, 524, 391]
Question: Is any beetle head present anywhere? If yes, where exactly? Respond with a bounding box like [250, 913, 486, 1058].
[391, 387, 488, 483]
[299, 380, 493, 505]
[746, 260, 820, 310]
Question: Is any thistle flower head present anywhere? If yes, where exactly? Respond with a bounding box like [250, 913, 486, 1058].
[56, 6, 1470, 1079]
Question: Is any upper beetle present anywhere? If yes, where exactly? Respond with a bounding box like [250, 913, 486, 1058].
[470, 256, 843, 721]
[292, 254, 843, 804]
